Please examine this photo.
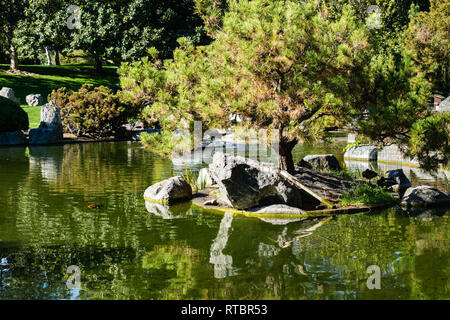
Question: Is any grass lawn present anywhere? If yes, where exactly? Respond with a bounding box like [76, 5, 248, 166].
[0, 64, 120, 129]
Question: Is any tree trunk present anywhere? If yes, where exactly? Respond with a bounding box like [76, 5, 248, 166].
[278, 135, 297, 174]
[54, 50, 61, 65]
[9, 44, 19, 70]
[93, 56, 102, 73]
[44, 47, 53, 65]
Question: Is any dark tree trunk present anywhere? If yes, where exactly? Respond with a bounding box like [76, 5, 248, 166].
[93, 56, 103, 73]
[278, 135, 297, 174]
[54, 50, 61, 65]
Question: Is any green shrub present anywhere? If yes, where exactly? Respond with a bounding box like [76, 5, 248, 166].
[0, 96, 29, 132]
[50, 84, 140, 139]
[339, 183, 396, 206]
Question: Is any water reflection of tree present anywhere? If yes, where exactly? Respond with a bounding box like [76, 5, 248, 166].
[1, 142, 449, 299]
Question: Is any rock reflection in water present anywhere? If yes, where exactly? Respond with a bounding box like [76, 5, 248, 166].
[209, 212, 237, 279]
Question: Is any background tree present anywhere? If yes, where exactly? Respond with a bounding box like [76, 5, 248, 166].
[122, 0, 373, 172]
[15, 0, 71, 66]
[0, 0, 29, 70]
[121, 0, 446, 172]
[402, 0, 449, 94]
[67, 0, 207, 72]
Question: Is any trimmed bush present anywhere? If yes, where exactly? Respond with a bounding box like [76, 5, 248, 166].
[50, 84, 140, 139]
[0, 96, 29, 132]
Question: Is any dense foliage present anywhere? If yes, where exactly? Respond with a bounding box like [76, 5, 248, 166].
[2, 0, 208, 71]
[402, 0, 449, 94]
[50, 84, 139, 138]
[0, 96, 29, 132]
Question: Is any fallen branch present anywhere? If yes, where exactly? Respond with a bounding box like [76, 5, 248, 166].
[279, 170, 335, 209]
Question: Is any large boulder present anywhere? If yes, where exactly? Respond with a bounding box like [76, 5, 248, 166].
[386, 169, 411, 193]
[29, 103, 63, 145]
[344, 145, 378, 161]
[26, 94, 44, 107]
[401, 186, 450, 208]
[144, 176, 193, 204]
[0, 131, 27, 146]
[300, 154, 341, 172]
[0, 96, 29, 133]
[0, 87, 18, 104]
[208, 153, 303, 209]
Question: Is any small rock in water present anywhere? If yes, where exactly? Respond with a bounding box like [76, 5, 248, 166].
[386, 169, 411, 194]
[401, 185, 450, 209]
[144, 176, 192, 204]
[301, 154, 341, 172]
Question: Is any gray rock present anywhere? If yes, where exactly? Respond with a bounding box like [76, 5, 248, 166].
[386, 169, 411, 193]
[437, 96, 450, 112]
[144, 176, 192, 204]
[401, 186, 450, 208]
[301, 154, 341, 172]
[252, 204, 308, 225]
[29, 103, 63, 145]
[0, 87, 18, 104]
[0, 131, 27, 146]
[248, 204, 307, 215]
[197, 168, 214, 188]
[40, 103, 63, 129]
[25, 94, 44, 107]
[378, 144, 419, 166]
[208, 153, 303, 209]
[344, 145, 378, 161]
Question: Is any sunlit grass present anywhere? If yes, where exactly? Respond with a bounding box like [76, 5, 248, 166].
[340, 183, 396, 206]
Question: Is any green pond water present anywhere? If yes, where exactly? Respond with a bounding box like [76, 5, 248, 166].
[0, 141, 449, 300]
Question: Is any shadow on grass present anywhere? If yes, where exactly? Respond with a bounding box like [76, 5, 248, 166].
[0, 64, 120, 106]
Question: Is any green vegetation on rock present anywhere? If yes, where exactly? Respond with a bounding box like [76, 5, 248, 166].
[340, 183, 396, 206]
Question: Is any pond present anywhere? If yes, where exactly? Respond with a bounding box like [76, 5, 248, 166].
[0, 141, 448, 300]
